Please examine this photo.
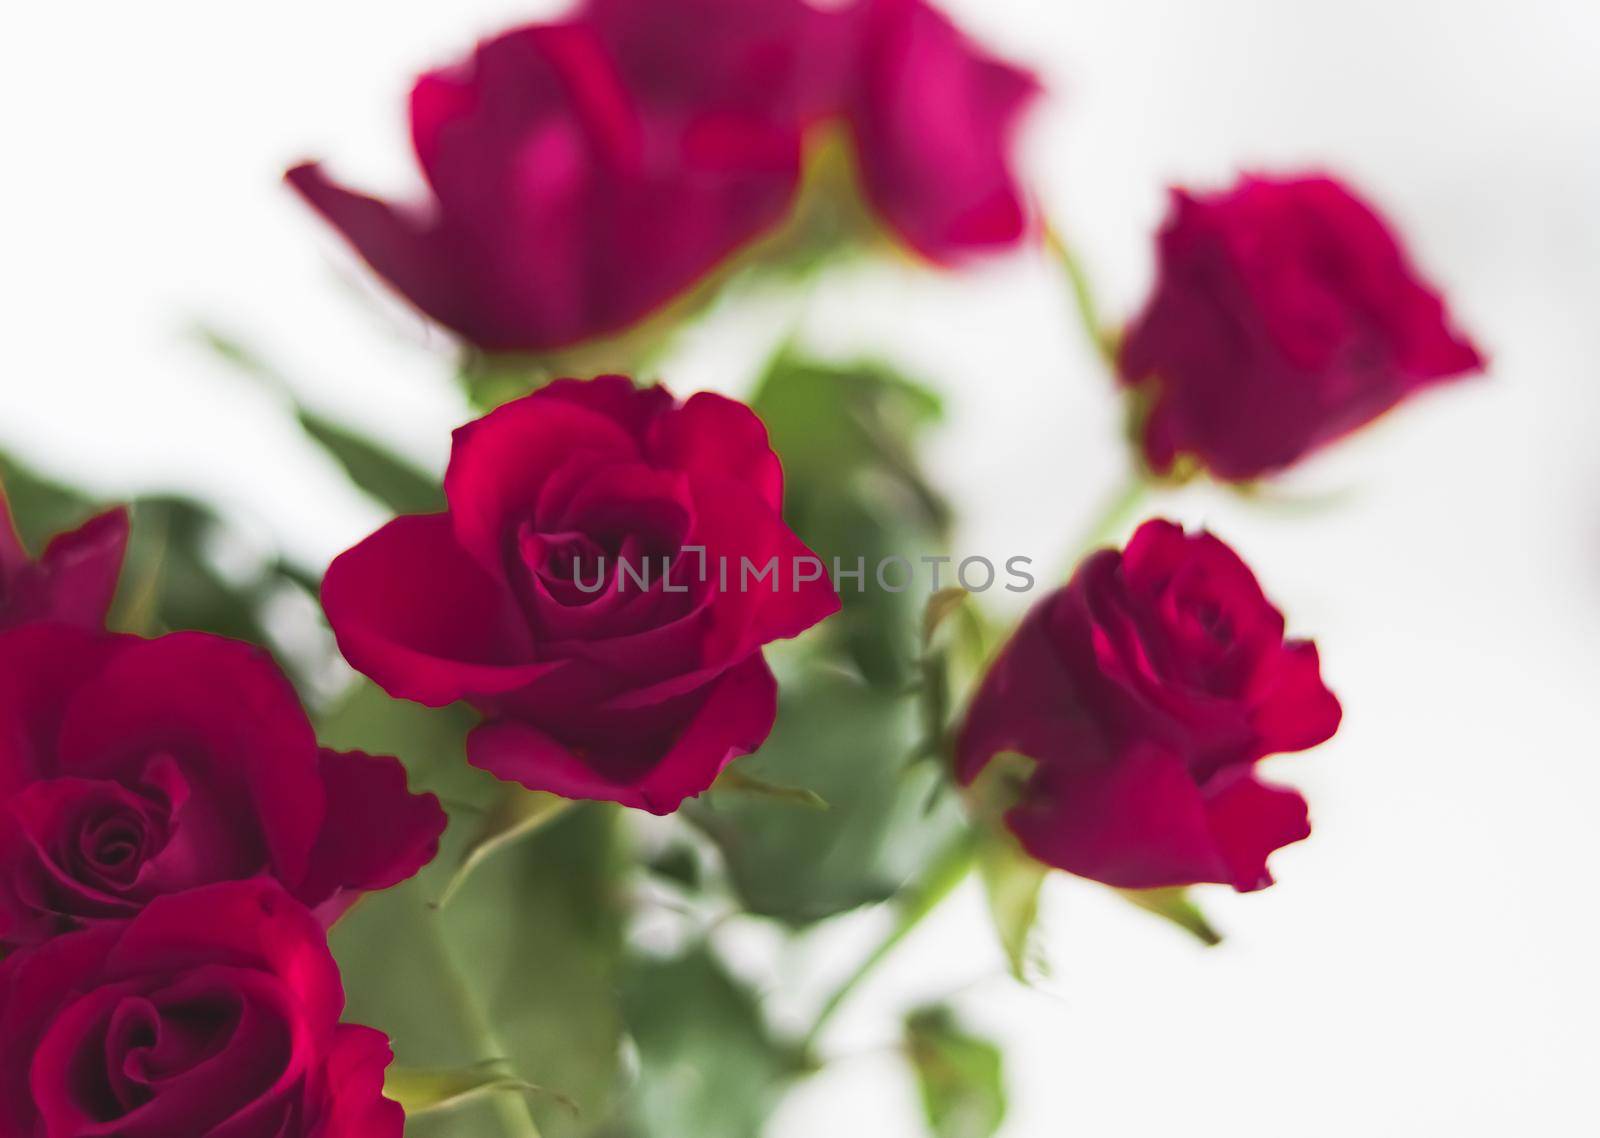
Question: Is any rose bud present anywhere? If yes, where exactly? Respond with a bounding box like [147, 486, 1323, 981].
[321, 376, 840, 814]
[956, 520, 1341, 892]
[0, 490, 128, 631]
[287, 20, 802, 354]
[0, 626, 446, 947]
[1118, 173, 1485, 481]
[0, 881, 403, 1138]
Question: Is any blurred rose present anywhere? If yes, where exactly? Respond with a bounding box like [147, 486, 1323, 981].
[0, 491, 127, 632]
[840, 0, 1040, 262]
[288, 20, 801, 353]
[289, 0, 1037, 353]
[0, 626, 445, 946]
[1118, 173, 1485, 481]
[0, 881, 403, 1138]
[586, 0, 1040, 262]
[322, 376, 839, 814]
[957, 520, 1340, 891]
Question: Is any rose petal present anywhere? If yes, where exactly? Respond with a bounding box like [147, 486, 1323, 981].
[298, 750, 446, 921]
[322, 514, 564, 708]
[468, 653, 777, 813]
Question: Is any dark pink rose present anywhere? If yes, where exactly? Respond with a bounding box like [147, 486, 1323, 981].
[585, 0, 1040, 264]
[0, 881, 403, 1138]
[839, 0, 1040, 262]
[0, 492, 127, 632]
[0, 625, 445, 947]
[1118, 174, 1485, 480]
[321, 376, 839, 814]
[287, 19, 801, 353]
[957, 520, 1341, 892]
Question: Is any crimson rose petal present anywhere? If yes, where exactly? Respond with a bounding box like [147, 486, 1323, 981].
[844, 0, 1041, 262]
[0, 492, 128, 632]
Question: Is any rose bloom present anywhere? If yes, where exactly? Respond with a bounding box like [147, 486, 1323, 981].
[0, 492, 127, 631]
[957, 520, 1341, 892]
[1118, 173, 1485, 481]
[0, 881, 403, 1138]
[288, 0, 1037, 353]
[288, 18, 802, 354]
[0, 625, 445, 947]
[322, 376, 839, 814]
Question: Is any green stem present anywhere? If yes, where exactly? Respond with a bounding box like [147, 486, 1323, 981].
[432, 908, 544, 1138]
[1045, 224, 1119, 367]
[801, 830, 980, 1057]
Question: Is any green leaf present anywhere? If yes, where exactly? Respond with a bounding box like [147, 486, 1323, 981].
[905, 1006, 1008, 1138]
[194, 324, 443, 515]
[686, 667, 966, 926]
[1117, 887, 1224, 947]
[709, 767, 829, 810]
[615, 946, 801, 1138]
[691, 351, 966, 927]
[435, 786, 574, 908]
[975, 832, 1049, 982]
[384, 1062, 575, 1119]
[751, 353, 948, 690]
[922, 587, 970, 648]
[296, 410, 444, 516]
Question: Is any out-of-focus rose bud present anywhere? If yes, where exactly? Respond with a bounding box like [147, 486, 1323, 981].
[1118, 174, 1485, 481]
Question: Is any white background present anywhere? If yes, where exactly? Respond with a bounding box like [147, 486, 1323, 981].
[3, 1, 1598, 1134]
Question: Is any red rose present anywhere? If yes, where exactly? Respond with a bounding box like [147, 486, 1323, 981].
[0, 881, 403, 1138]
[0, 492, 127, 632]
[321, 376, 839, 814]
[956, 520, 1341, 892]
[287, 19, 801, 353]
[0, 625, 445, 947]
[1118, 174, 1485, 481]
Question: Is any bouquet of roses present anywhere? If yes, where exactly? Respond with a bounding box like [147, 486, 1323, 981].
[0, 1, 1482, 1136]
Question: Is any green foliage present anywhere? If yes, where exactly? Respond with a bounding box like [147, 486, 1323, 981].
[384, 1061, 574, 1119]
[687, 352, 969, 930]
[435, 786, 573, 908]
[195, 325, 444, 516]
[905, 1006, 1008, 1138]
[610, 947, 802, 1138]
[751, 352, 949, 689]
[319, 681, 629, 1138]
[690, 666, 965, 927]
[976, 832, 1049, 982]
[1117, 887, 1224, 947]
[295, 411, 444, 516]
